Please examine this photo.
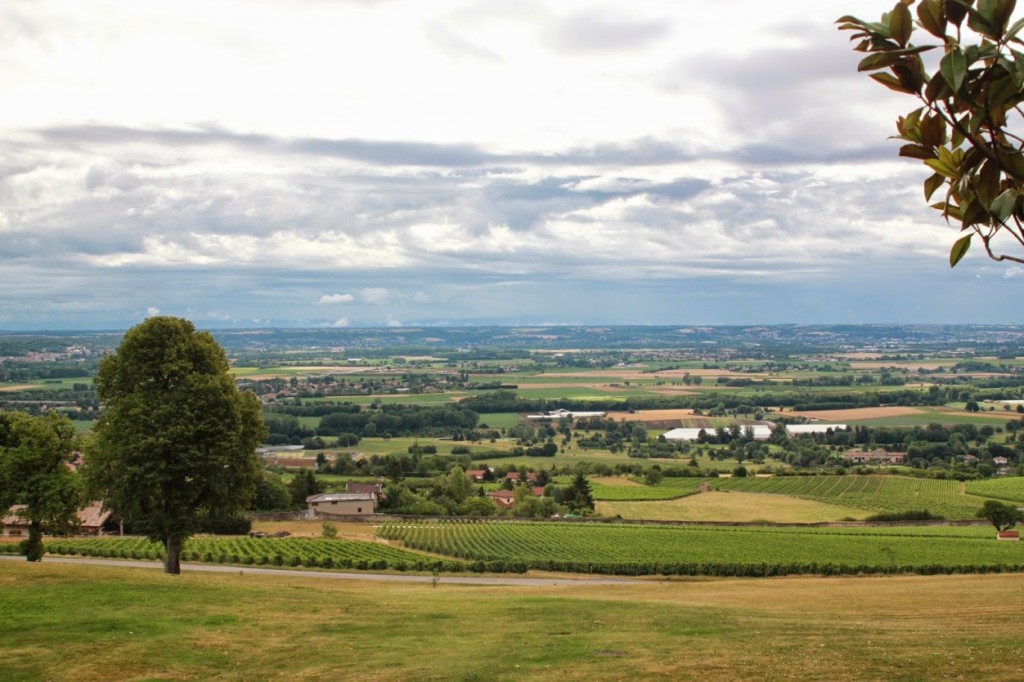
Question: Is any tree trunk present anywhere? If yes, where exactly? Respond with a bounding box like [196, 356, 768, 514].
[25, 521, 44, 562]
[164, 536, 182, 574]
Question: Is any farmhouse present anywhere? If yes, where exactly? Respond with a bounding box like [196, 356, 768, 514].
[466, 469, 487, 481]
[2, 505, 29, 537]
[3, 501, 112, 537]
[486, 489, 516, 509]
[306, 492, 376, 518]
[843, 449, 907, 465]
[345, 482, 383, 501]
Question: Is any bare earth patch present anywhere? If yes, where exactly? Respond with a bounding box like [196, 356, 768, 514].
[789, 406, 924, 421]
[0, 384, 40, 392]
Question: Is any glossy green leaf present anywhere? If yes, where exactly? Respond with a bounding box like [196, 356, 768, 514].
[925, 158, 957, 178]
[924, 172, 946, 200]
[1006, 16, 1024, 39]
[949, 234, 973, 266]
[889, 2, 913, 46]
[917, 0, 948, 38]
[990, 189, 1018, 223]
[940, 48, 968, 92]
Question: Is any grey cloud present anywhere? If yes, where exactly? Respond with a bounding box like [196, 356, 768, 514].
[34, 125, 705, 169]
[424, 21, 503, 62]
[544, 10, 671, 54]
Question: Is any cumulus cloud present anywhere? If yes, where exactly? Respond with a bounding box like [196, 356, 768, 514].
[318, 293, 355, 304]
[146, 307, 160, 316]
[332, 317, 351, 327]
[360, 288, 392, 305]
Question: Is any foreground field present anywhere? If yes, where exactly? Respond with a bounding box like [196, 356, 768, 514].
[2, 561, 1022, 681]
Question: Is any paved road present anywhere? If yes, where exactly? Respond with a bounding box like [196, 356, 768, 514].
[0, 554, 641, 586]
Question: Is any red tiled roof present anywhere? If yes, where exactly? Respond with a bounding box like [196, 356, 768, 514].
[346, 482, 382, 495]
[2, 504, 29, 527]
[77, 501, 112, 529]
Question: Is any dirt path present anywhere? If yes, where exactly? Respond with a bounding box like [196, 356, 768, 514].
[0, 554, 641, 586]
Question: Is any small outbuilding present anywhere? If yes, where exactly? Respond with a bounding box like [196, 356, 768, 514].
[698, 482, 714, 493]
[306, 492, 377, 518]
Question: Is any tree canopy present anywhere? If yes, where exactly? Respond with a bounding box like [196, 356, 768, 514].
[0, 411, 83, 561]
[976, 498, 1024, 530]
[838, 0, 1024, 266]
[86, 317, 266, 574]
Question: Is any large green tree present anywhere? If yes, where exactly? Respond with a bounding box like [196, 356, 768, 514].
[86, 317, 266, 574]
[0, 411, 83, 561]
[976, 499, 1024, 531]
[838, 0, 1024, 266]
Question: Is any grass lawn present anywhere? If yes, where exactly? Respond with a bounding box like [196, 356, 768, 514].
[597, 491, 869, 523]
[2, 562, 1023, 680]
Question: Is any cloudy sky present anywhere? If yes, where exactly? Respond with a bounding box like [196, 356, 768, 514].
[2, 0, 1021, 331]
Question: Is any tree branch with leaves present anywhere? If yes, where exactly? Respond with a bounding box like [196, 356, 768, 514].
[838, 0, 1024, 266]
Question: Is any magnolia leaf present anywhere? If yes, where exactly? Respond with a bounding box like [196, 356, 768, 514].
[965, 3, 1000, 37]
[991, 188, 1018, 222]
[947, 0, 970, 27]
[977, 159, 1002, 205]
[924, 172, 946, 200]
[871, 72, 917, 93]
[890, 2, 913, 46]
[900, 144, 938, 159]
[925, 158, 957, 178]
[950, 234, 973, 267]
[917, 0, 948, 38]
[920, 114, 947, 147]
[940, 48, 968, 91]
[1006, 16, 1024, 38]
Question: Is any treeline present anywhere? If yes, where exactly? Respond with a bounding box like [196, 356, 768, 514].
[457, 387, 967, 414]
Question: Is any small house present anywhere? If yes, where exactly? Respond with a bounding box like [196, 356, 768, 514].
[466, 469, 487, 481]
[698, 482, 714, 493]
[306, 492, 376, 518]
[486, 489, 516, 510]
[3, 501, 112, 537]
[2, 505, 30, 537]
[76, 501, 113, 536]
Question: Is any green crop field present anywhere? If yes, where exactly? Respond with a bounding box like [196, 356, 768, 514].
[377, 520, 1022, 576]
[705, 475, 992, 520]
[0, 536, 466, 573]
[966, 477, 1024, 504]
[590, 477, 704, 501]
